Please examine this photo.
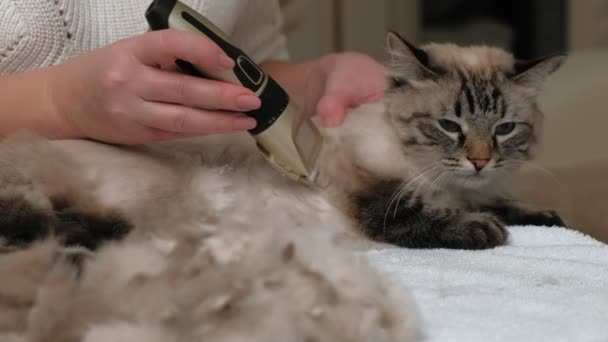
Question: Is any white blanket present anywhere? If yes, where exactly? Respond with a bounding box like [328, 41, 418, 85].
[364, 226, 608, 342]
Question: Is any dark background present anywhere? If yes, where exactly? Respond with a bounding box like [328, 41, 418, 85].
[421, 0, 568, 59]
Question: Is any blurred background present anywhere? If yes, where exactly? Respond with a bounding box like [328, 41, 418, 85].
[279, 0, 608, 242]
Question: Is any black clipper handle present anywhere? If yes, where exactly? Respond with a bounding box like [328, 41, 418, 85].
[145, 0, 289, 135]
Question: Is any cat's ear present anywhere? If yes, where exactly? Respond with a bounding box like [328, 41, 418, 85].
[510, 55, 566, 94]
[385, 31, 439, 87]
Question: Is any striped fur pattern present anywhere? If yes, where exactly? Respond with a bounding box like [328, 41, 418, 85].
[319, 32, 566, 249]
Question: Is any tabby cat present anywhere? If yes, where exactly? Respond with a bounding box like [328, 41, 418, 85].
[340, 32, 567, 249]
[0, 31, 565, 341]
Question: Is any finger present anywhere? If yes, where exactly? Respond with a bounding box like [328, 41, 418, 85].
[135, 101, 257, 134]
[139, 127, 183, 143]
[138, 127, 231, 144]
[316, 94, 348, 127]
[132, 29, 235, 72]
[137, 66, 261, 112]
[160, 63, 180, 72]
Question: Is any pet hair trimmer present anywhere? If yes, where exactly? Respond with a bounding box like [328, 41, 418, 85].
[145, 0, 323, 185]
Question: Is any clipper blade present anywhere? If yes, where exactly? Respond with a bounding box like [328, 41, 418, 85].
[305, 153, 321, 184]
[253, 100, 323, 187]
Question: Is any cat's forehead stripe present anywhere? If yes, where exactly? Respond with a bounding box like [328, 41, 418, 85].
[457, 75, 506, 118]
[491, 88, 502, 115]
[454, 99, 462, 117]
[461, 78, 476, 114]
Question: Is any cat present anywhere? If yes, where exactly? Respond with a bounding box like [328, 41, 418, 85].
[338, 32, 567, 249]
[0, 31, 565, 341]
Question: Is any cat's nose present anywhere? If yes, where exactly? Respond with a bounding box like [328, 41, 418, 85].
[468, 157, 489, 172]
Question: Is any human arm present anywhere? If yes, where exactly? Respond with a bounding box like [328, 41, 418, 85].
[0, 66, 73, 139]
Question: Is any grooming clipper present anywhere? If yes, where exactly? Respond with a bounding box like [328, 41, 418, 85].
[145, 0, 323, 185]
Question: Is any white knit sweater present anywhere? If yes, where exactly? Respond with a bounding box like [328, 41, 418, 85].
[0, 0, 289, 75]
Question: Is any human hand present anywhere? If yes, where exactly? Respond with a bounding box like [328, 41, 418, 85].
[314, 52, 388, 127]
[48, 29, 260, 144]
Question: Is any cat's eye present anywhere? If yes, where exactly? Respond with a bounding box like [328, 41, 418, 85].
[438, 119, 462, 133]
[495, 122, 516, 135]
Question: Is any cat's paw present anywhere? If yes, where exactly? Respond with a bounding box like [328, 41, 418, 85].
[440, 213, 507, 250]
[517, 210, 566, 228]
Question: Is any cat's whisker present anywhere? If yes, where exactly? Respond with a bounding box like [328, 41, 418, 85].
[396, 173, 439, 218]
[428, 171, 451, 195]
[423, 172, 443, 195]
[500, 160, 567, 192]
[391, 184, 412, 219]
[408, 165, 449, 197]
[391, 164, 444, 211]
[519, 162, 565, 190]
[401, 163, 443, 191]
[385, 181, 408, 219]
[383, 180, 410, 233]
[393, 165, 443, 214]
[382, 162, 443, 230]
[497, 161, 573, 218]
[409, 173, 435, 199]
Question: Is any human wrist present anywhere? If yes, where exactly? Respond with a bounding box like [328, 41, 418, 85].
[0, 66, 78, 140]
[42, 64, 84, 139]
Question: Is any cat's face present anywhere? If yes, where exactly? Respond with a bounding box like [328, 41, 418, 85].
[383, 32, 564, 188]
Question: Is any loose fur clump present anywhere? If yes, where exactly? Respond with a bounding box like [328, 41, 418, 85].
[0, 132, 419, 341]
[0, 31, 567, 340]
[0, 207, 419, 342]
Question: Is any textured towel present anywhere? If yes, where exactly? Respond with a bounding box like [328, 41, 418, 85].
[364, 226, 608, 342]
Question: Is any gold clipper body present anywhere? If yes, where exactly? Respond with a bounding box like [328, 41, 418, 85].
[145, 0, 323, 185]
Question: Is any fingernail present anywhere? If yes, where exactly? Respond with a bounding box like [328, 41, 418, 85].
[233, 117, 257, 130]
[236, 95, 261, 110]
[219, 54, 235, 69]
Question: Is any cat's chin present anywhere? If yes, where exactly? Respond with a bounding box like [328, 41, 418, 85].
[452, 172, 494, 189]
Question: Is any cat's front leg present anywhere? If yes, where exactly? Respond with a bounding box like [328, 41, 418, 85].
[479, 200, 566, 228]
[353, 181, 508, 250]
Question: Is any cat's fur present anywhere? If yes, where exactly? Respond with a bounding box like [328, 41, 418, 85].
[0, 132, 420, 342]
[0, 32, 565, 340]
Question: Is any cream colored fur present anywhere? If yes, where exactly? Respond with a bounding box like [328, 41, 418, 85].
[0, 129, 421, 341]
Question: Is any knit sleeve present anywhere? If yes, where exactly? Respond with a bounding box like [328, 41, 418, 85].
[230, 0, 291, 63]
[174, 0, 290, 63]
